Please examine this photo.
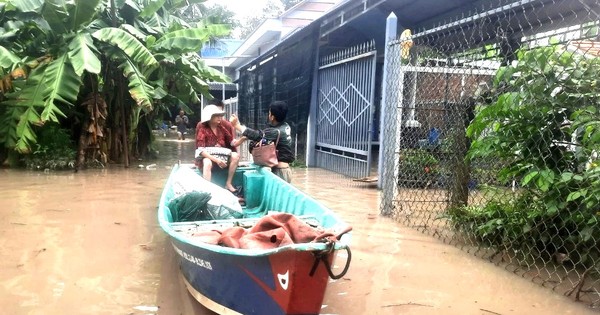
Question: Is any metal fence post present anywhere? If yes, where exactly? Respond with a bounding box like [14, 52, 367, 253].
[378, 13, 398, 189]
[380, 47, 406, 216]
[306, 33, 321, 167]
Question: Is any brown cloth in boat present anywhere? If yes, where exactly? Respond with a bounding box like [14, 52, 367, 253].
[192, 213, 351, 249]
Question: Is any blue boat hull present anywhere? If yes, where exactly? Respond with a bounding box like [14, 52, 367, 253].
[158, 164, 351, 314]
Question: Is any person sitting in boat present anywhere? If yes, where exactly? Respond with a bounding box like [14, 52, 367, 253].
[196, 105, 240, 193]
[230, 101, 294, 183]
[196, 98, 246, 151]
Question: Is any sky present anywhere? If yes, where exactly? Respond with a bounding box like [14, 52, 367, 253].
[204, 0, 274, 19]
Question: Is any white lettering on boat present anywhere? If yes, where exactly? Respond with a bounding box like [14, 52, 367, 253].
[277, 271, 289, 290]
[172, 244, 213, 271]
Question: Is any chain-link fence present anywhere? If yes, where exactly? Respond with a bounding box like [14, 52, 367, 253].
[380, 0, 600, 307]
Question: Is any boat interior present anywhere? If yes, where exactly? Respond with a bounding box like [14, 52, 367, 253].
[164, 164, 340, 229]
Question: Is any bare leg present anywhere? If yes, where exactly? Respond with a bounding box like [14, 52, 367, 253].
[202, 158, 213, 181]
[225, 152, 240, 191]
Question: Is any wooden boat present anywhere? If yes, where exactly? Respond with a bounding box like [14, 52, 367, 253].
[158, 163, 352, 315]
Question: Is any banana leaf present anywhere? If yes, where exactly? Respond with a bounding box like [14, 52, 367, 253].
[9, 0, 44, 13]
[68, 33, 101, 76]
[92, 27, 158, 77]
[66, 0, 101, 31]
[41, 0, 69, 34]
[152, 25, 229, 54]
[0, 46, 20, 68]
[139, 0, 167, 18]
[118, 57, 154, 110]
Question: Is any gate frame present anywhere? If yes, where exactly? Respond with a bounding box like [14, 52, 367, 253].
[310, 41, 378, 178]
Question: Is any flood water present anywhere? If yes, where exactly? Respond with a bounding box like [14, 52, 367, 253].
[0, 137, 596, 315]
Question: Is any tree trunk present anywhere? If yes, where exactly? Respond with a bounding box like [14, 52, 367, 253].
[449, 100, 474, 209]
[0, 147, 7, 166]
[75, 121, 88, 171]
[135, 115, 151, 159]
[107, 73, 130, 167]
[120, 100, 129, 167]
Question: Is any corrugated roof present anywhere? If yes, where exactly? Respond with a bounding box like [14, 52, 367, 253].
[228, 0, 342, 69]
[201, 39, 244, 58]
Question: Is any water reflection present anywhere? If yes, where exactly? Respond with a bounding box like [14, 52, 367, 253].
[152, 138, 196, 166]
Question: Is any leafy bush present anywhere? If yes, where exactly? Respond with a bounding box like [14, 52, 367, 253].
[449, 193, 600, 265]
[450, 45, 600, 266]
[22, 123, 76, 170]
[448, 192, 542, 247]
[398, 148, 439, 187]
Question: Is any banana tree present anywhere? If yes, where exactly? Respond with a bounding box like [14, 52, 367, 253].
[96, 0, 229, 161]
[0, 0, 103, 154]
[0, 0, 229, 168]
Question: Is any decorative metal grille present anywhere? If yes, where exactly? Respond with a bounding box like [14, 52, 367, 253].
[315, 40, 377, 178]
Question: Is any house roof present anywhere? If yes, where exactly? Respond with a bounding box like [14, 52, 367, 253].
[201, 39, 244, 58]
[235, 0, 599, 69]
[201, 39, 245, 68]
[227, 0, 342, 69]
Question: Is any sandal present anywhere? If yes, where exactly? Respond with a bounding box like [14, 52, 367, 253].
[227, 186, 243, 197]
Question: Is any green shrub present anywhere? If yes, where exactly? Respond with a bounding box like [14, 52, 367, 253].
[22, 123, 76, 170]
[448, 193, 600, 265]
[458, 45, 600, 266]
[398, 148, 439, 187]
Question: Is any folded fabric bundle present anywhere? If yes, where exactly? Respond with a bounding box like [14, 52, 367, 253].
[192, 213, 349, 249]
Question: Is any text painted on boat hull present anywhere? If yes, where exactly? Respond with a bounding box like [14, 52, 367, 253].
[172, 244, 213, 270]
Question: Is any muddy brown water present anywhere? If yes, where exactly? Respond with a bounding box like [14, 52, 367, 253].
[0, 138, 596, 314]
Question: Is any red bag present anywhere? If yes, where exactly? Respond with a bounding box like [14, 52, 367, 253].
[252, 130, 280, 167]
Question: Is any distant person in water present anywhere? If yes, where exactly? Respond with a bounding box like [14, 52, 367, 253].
[175, 110, 189, 140]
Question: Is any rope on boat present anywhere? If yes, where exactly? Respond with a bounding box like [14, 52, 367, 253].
[309, 244, 352, 280]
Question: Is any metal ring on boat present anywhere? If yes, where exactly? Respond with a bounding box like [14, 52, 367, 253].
[309, 246, 352, 280]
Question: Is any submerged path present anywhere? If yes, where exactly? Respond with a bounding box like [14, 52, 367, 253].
[0, 138, 595, 314]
